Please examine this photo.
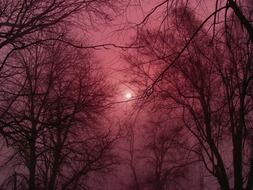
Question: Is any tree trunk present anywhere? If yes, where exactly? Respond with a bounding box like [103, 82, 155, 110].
[233, 136, 243, 190]
[29, 140, 37, 190]
[228, 0, 253, 42]
[48, 147, 61, 190]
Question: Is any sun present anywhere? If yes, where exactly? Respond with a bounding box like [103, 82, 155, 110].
[125, 92, 132, 99]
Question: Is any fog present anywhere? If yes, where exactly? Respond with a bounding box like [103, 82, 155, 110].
[0, 0, 252, 190]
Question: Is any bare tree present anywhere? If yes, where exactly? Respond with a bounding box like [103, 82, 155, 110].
[140, 113, 192, 190]
[0, 41, 118, 190]
[131, 0, 253, 87]
[0, 0, 122, 72]
[123, 108, 193, 190]
[126, 6, 253, 190]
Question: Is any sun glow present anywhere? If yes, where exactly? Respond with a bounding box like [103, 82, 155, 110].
[125, 92, 132, 100]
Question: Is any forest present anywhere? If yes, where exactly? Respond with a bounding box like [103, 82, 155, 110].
[0, 0, 252, 190]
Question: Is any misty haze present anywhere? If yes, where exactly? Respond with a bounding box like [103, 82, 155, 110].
[0, 0, 252, 190]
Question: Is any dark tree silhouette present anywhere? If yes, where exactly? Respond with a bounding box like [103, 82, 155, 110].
[0, 0, 120, 72]
[127, 6, 253, 190]
[0, 41, 117, 190]
[134, 0, 253, 87]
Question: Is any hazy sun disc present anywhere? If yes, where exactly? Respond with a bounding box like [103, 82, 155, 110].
[125, 92, 132, 99]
